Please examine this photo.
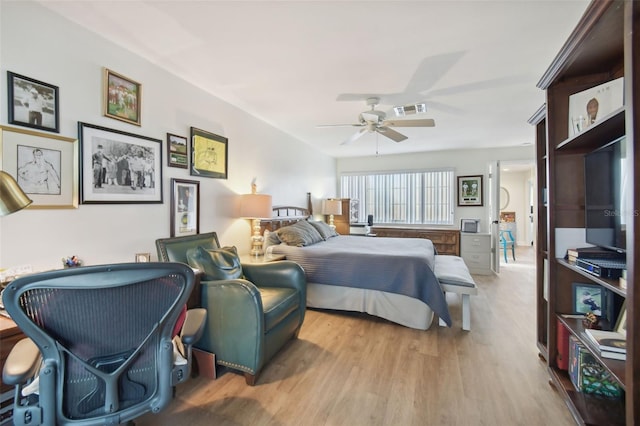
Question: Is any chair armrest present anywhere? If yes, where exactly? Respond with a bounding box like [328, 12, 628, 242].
[242, 261, 306, 292]
[2, 338, 41, 386]
[181, 308, 207, 346]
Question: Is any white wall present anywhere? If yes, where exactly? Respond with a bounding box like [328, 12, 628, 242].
[0, 1, 336, 273]
[337, 145, 535, 234]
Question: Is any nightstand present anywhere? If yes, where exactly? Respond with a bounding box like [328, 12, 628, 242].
[240, 254, 286, 264]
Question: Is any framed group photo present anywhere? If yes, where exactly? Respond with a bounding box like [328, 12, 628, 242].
[190, 127, 228, 179]
[78, 122, 162, 204]
[1, 125, 78, 209]
[103, 68, 142, 126]
[457, 175, 483, 206]
[170, 178, 200, 237]
[7, 71, 60, 133]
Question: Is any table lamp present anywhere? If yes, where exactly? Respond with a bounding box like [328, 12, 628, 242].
[322, 199, 342, 229]
[0, 170, 32, 216]
[239, 187, 272, 256]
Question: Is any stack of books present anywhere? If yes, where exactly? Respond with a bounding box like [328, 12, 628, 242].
[569, 335, 622, 398]
[566, 246, 622, 264]
[584, 328, 627, 360]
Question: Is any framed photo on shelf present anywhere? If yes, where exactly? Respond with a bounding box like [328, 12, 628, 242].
[78, 122, 162, 204]
[170, 178, 200, 237]
[135, 253, 151, 263]
[167, 133, 188, 168]
[572, 282, 605, 317]
[457, 175, 483, 206]
[1, 125, 78, 209]
[190, 127, 228, 179]
[614, 300, 627, 334]
[103, 68, 142, 126]
[7, 71, 60, 133]
[568, 76, 624, 136]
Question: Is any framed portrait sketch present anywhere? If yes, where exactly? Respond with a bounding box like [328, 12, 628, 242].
[572, 282, 605, 316]
[457, 175, 483, 206]
[170, 178, 200, 237]
[167, 133, 188, 169]
[7, 71, 60, 133]
[78, 122, 162, 204]
[0, 125, 78, 209]
[190, 127, 228, 179]
[103, 68, 142, 126]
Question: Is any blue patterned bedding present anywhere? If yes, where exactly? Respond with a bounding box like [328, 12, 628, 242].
[271, 235, 451, 326]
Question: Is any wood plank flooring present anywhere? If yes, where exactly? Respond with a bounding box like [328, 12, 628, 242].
[137, 246, 575, 426]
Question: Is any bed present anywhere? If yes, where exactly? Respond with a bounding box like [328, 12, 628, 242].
[259, 194, 451, 330]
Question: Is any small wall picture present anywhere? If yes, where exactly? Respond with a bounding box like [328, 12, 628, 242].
[568, 77, 624, 136]
[103, 68, 142, 126]
[170, 178, 200, 237]
[572, 283, 605, 316]
[167, 133, 188, 168]
[457, 175, 483, 206]
[7, 71, 60, 133]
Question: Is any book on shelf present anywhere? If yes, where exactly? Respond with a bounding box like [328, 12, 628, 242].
[568, 335, 622, 398]
[566, 246, 624, 264]
[601, 350, 626, 361]
[584, 329, 626, 353]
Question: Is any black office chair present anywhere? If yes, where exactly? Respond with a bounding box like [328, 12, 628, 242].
[1, 262, 206, 426]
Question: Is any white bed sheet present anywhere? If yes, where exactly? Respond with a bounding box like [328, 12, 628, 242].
[307, 282, 435, 330]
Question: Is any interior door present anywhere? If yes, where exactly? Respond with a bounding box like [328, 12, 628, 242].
[488, 161, 500, 273]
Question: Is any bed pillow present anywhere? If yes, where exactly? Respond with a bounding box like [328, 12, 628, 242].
[186, 245, 243, 281]
[309, 220, 339, 240]
[276, 220, 324, 247]
[263, 229, 281, 250]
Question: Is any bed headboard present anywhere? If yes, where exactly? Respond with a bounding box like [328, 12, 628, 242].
[259, 192, 312, 233]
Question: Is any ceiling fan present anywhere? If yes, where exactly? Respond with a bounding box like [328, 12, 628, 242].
[318, 97, 435, 145]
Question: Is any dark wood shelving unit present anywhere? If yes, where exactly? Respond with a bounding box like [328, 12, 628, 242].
[533, 1, 639, 424]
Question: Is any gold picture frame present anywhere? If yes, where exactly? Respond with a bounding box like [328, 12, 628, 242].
[103, 68, 142, 126]
[0, 125, 78, 209]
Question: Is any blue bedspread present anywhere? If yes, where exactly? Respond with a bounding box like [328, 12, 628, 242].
[271, 235, 451, 326]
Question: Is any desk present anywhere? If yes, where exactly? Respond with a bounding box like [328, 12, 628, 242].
[1, 316, 25, 424]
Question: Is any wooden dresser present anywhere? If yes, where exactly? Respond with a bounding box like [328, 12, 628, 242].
[370, 227, 460, 256]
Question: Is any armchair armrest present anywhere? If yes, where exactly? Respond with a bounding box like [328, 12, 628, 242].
[242, 261, 306, 293]
[2, 338, 40, 386]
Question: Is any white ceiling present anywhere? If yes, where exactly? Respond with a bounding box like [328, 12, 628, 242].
[39, 0, 590, 158]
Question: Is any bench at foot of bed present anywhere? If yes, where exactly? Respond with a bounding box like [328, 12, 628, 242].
[434, 255, 478, 331]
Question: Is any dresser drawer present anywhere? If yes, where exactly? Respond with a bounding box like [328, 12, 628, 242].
[460, 234, 491, 253]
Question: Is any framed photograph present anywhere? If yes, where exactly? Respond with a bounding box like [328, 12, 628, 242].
[103, 68, 142, 126]
[78, 122, 162, 204]
[457, 175, 483, 206]
[167, 133, 188, 169]
[460, 219, 479, 233]
[190, 127, 228, 179]
[572, 282, 605, 316]
[1, 125, 78, 209]
[170, 178, 200, 237]
[135, 253, 151, 263]
[568, 76, 624, 136]
[7, 71, 60, 133]
[614, 300, 627, 334]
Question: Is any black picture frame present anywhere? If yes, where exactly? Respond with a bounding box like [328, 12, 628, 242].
[7, 71, 60, 133]
[190, 127, 228, 179]
[167, 133, 188, 169]
[457, 175, 483, 206]
[170, 178, 200, 237]
[78, 122, 162, 204]
[572, 282, 606, 317]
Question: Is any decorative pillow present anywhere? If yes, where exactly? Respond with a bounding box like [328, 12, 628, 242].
[186, 245, 243, 281]
[276, 220, 324, 247]
[309, 220, 339, 240]
[263, 229, 281, 250]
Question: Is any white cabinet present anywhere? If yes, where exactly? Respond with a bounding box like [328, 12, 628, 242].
[460, 233, 492, 275]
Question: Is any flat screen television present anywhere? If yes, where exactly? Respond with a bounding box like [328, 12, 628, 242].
[584, 136, 628, 253]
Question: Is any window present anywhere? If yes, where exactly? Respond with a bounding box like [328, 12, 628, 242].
[340, 169, 454, 225]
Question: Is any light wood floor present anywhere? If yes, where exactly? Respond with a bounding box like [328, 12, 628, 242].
[137, 246, 575, 426]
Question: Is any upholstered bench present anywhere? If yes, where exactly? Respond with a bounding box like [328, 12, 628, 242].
[434, 255, 478, 331]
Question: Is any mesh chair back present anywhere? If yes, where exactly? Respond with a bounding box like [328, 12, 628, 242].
[2, 262, 194, 425]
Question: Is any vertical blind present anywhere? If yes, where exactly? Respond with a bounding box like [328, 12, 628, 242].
[340, 169, 454, 225]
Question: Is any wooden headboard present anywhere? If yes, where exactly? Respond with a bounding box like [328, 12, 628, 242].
[259, 192, 312, 233]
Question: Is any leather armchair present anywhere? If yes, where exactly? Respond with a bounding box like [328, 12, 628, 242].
[156, 232, 306, 385]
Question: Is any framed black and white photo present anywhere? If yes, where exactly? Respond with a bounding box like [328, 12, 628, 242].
[78, 122, 162, 204]
[572, 282, 605, 316]
[7, 72, 60, 133]
[190, 127, 228, 179]
[1, 125, 78, 209]
[103, 68, 142, 126]
[457, 175, 483, 206]
[167, 133, 188, 169]
[170, 178, 200, 237]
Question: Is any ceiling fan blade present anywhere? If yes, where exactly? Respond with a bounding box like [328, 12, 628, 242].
[376, 127, 407, 143]
[317, 123, 363, 128]
[382, 118, 435, 127]
[341, 128, 368, 145]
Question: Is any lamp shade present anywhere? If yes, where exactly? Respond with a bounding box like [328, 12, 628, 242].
[239, 193, 273, 219]
[0, 171, 32, 216]
[322, 199, 342, 216]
